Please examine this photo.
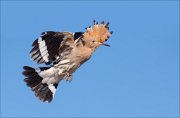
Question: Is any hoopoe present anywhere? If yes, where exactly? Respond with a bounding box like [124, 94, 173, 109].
[22, 20, 112, 102]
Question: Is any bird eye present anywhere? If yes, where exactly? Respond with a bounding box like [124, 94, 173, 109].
[92, 40, 95, 43]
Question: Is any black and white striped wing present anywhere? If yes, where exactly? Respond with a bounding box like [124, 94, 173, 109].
[30, 31, 83, 65]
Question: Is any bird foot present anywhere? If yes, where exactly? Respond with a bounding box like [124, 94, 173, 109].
[64, 72, 73, 82]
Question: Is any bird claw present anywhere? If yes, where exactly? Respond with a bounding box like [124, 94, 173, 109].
[65, 73, 73, 82]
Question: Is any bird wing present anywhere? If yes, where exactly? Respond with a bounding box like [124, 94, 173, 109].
[30, 31, 83, 65]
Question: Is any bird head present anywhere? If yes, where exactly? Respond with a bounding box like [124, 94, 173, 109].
[82, 20, 113, 50]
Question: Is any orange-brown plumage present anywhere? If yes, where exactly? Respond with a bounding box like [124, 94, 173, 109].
[83, 20, 112, 44]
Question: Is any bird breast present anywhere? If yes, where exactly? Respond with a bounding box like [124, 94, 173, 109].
[55, 46, 93, 76]
[73, 46, 93, 64]
[67, 46, 92, 74]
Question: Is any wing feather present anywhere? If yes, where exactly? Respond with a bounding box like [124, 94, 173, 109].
[30, 31, 83, 65]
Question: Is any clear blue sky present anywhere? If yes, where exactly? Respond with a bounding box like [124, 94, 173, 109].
[1, 1, 179, 117]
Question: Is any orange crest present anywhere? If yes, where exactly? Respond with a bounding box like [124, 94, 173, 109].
[83, 20, 112, 43]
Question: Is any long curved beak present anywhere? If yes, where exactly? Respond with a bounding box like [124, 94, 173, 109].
[100, 43, 111, 47]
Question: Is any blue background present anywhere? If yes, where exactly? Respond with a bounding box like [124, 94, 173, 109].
[1, 1, 179, 117]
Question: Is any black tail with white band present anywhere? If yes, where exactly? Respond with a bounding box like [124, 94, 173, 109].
[23, 66, 58, 102]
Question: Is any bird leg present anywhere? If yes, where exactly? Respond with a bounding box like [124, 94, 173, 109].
[64, 72, 73, 82]
[58, 71, 73, 82]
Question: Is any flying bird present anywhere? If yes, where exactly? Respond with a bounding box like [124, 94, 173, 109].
[22, 20, 112, 102]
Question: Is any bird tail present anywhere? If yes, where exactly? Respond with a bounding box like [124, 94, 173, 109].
[22, 66, 58, 102]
